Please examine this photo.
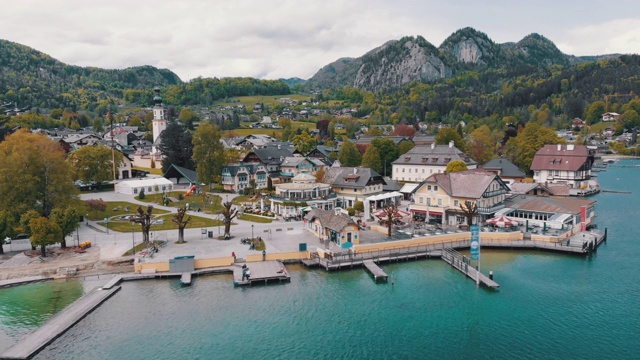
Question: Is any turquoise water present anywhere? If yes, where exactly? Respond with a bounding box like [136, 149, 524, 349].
[4, 161, 640, 359]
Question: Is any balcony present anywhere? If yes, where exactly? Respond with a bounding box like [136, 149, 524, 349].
[477, 203, 505, 214]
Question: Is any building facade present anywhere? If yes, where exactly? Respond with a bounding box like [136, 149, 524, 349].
[392, 142, 477, 182]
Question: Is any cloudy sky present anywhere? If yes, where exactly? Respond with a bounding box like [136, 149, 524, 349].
[2, 0, 639, 82]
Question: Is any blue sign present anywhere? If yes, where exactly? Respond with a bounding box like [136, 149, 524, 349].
[470, 225, 480, 260]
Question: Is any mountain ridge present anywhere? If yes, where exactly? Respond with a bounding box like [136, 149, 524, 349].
[305, 27, 624, 91]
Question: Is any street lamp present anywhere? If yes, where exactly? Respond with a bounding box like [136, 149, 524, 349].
[251, 224, 254, 240]
[131, 226, 135, 255]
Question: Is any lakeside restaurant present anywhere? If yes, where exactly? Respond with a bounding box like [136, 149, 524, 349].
[269, 173, 337, 219]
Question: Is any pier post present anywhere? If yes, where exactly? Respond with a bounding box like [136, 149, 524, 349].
[489, 271, 494, 280]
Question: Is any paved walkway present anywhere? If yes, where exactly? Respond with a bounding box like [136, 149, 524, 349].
[77, 190, 324, 262]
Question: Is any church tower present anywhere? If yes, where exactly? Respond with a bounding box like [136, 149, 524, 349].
[151, 87, 166, 154]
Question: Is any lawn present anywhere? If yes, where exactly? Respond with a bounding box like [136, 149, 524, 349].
[215, 94, 312, 108]
[136, 191, 224, 213]
[238, 214, 273, 223]
[101, 213, 227, 232]
[85, 201, 169, 221]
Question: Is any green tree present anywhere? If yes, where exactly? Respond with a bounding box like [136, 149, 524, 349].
[49, 207, 79, 249]
[159, 121, 194, 171]
[371, 138, 400, 176]
[279, 118, 293, 141]
[178, 108, 199, 128]
[398, 141, 415, 155]
[446, 160, 468, 173]
[0, 130, 78, 219]
[361, 144, 383, 174]
[68, 145, 124, 185]
[354, 201, 364, 214]
[292, 132, 317, 155]
[622, 109, 640, 130]
[338, 139, 362, 167]
[192, 122, 225, 187]
[435, 127, 467, 153]
[585, 101, 606, 125]
[30, 217, 62, 257]
[504, 122, 564, 173]
[0, 210, 16, 255]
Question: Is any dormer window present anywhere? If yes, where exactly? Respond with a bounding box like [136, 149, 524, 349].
[404, 157, 411, 162]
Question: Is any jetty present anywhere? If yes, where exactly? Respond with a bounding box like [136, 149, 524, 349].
[1, 286, 121, 360]
[440, 248, 499, 288]
[101, 267, 234, 290]
[233, 261, 290, 286]
[180, 272, 192, 286]
[363, 260, 388, 283]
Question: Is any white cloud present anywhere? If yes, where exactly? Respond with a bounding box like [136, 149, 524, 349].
[1, 0, 639, 82]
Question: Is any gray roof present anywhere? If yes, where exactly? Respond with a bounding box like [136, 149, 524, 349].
[423, 169, 508, 199]
[356, 136, 411, 145]
[222, 163, 267, 176]
[304, 209, 356, 232]
[481, 158, 526, 178]
[383, 177, 402, 192]
[392, 144, 476, 166]
[331, 167, 386, 189]
[503, 194, 595, 214]
[246, 147, 294, 165]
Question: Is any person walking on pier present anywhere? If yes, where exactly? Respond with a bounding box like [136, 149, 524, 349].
[262, 250, 266, 261]
[232, 251, 236, 261]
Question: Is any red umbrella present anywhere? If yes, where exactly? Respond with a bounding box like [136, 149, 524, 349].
[486, 216, 519, 227]
[373, 209, 410, 218]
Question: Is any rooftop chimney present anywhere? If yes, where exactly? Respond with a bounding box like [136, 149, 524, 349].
[567, 144, 574, 151]
[557, 144, 562, 151]
[449, 140, 454, 148]
[431, 143, 435, 149]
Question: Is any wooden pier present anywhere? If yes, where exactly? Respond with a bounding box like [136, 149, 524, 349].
[1, 286, 121, 360]
[233, 261, 290, 287]
[441, 248, 499, 288]
[363, 260, 388, 283]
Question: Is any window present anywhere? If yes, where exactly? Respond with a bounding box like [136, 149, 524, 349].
[454, 200, 459, 206]
[427, 198, 431, 205]
[134, 188, 138, 194]
[434, 186, 438, 191]
[419, 197, 423, 204]
[430, 169, 433, 174]
[408, 168, 411, 173]
[402, 168, 405, 173]
[427, 185, 432, 191]
[422, 169, 425, 173]
[438, 199, 442, 206]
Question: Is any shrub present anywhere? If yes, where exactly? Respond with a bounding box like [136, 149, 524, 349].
[347, 207, 356, 216]
[139, 189, 146, 200]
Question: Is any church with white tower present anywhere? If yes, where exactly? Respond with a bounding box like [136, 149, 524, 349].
[151, 86, 167, 155]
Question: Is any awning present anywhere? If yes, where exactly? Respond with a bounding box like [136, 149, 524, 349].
[428, 211, 442, 216]
[399, 183, 419, 194]
[411, 209, 426, 214]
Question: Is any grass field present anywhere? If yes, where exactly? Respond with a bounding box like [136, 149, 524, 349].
[132, 166, 163, 175]
[136, 192, 224, 213]
[222, 121, 314, 137]
[215, 94, 312, 108]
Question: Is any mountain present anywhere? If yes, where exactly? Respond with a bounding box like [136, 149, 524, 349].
[279, 77, 306, 87]
[0, 39, 182, 110]
[305, 28, 622, 92]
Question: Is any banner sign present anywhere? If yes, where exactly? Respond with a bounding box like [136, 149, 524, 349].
[470, 224, 480, 260]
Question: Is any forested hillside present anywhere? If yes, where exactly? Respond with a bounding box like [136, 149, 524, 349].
[0, 39, 291, 113]
[0, 39, 182, 111]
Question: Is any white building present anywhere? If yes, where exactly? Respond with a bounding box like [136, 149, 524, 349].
[391, 141, 477, 182]
[114, 178, 173, 195]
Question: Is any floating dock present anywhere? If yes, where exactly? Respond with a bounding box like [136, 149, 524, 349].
[1, 286, 121, 360]
[233, 261, 290, 286]
[180, 272, 191, 286]
[363, 260, 388, 283]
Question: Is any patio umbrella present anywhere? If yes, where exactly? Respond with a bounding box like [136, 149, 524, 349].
[486, 216, 519, 227]
[373, 209, 410, 218]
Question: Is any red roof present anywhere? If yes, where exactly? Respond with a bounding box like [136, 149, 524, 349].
[530, 144, 591, 171]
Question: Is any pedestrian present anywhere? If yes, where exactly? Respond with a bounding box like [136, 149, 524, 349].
[246, 269, 251, 280]
[232, 251, 236, 261]
[262, 249, 266, 261]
